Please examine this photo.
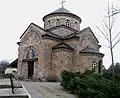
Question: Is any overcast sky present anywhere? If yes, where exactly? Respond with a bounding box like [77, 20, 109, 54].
[0, 0, 120, 68]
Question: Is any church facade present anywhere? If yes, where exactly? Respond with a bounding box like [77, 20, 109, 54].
[17, 7, 104, 81]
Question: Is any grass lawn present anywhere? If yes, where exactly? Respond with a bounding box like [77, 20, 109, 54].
[0, 84, 11, 89]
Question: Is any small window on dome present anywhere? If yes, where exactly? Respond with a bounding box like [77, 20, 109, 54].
[56, 19, 60, 26]
[75, 22, 77, 24]
[47, 20, 51, 28]
[66, 19, 70, 27]
[75, 22, 78, 29]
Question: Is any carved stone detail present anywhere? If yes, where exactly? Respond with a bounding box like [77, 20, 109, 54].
[81, 34, 93, 48]
[23, 32, 40, 46]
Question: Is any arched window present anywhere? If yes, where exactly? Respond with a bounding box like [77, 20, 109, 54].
[26, 47, 37, 58]
[92, 61, 97, 70]
[66, 19, 70, 27]
[75, 22, 78, 30]
[47, 20, 51, 28]
[56, 19, 60, 26]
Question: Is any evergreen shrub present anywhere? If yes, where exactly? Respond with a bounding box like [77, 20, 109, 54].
[61, 70, 120, 98]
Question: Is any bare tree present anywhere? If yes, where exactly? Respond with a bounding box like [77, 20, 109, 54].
[0, 60, 9, 73]
[97, 2, 120, 79]
[111, 7, 120, 16]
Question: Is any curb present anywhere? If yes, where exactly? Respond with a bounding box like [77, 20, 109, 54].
[22, 84, 32, 98]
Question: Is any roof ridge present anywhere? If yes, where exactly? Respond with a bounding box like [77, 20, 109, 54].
[52, 42, 73, 50]
[81, 46, 98, 52]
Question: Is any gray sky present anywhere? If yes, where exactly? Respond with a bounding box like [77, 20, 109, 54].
[0, 0, 120, 68]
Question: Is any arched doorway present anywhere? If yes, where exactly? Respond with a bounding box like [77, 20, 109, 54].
[25, 47, 38, 78]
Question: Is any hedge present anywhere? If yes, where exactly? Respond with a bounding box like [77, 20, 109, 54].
[61, 70, 120, 98]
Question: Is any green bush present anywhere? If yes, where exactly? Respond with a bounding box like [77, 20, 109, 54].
[61, 70, 120, 98]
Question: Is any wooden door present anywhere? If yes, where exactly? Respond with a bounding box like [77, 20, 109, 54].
[28, 61, 34, 78]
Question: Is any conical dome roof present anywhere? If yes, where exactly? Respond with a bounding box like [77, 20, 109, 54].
[43, 7, 81, 22]
[51, 7, 72, 14]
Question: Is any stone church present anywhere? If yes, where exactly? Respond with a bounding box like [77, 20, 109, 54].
[13, 6, 104, 81]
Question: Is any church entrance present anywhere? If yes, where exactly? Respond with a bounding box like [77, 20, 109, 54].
[28, 61, 34, 78]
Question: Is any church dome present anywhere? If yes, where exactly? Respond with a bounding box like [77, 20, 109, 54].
[51, 7, 72, 14]
[43, 7, 82, 31]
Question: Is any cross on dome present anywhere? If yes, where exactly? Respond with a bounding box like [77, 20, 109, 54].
[61, 0, 65, 8]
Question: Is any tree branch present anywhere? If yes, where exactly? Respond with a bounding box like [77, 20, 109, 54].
[110, 18, 115, 30]
[101, 16, 109, 30]
[103, 44, 111, 48]
[95, 31, 107, 40]
[110, 7, 120, 16]
[112, 39, 120, 48]
[96, 26, 110, 42]
[102, 24, 109, 37]
[112, 32, 120, 42]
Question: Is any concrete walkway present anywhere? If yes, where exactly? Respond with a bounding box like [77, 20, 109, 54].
[20, 81, 78, 98]
[0, 79, 28, 97]
[0, 79, 78, 98]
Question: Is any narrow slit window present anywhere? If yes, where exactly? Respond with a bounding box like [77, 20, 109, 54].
[48, 20, 51, 28]
[56, 19, 60, 26]
[66, 20, 70, 27]
[75, 22, 78, 29]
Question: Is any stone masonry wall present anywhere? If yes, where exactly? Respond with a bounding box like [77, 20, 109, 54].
[78, 53, 103, 73]
[51, 49, 73, 80]
[44, 15, 80, 31]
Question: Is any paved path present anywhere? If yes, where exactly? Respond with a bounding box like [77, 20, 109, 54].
[0, 79, 78, 98]
[0, 79, 28, 97]
[20, 81, 78, 98]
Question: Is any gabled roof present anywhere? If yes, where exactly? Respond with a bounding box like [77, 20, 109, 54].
[79, 27, 99, 43]
[41, 31, 61, 39]
[42, 31, 79, 40]
[9, 58, 18, 68]
[80, 51, 104, 57]
[47, 24, 78, 33]
[20, 23, 46, 39]
[42, 25, 80, 40]
[20, 23, 79, 42]
[81, 46, 98, 52]
[80, 46, 104, 57]
[52, 42, 74, 50]
[64, 33, 80, 39]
